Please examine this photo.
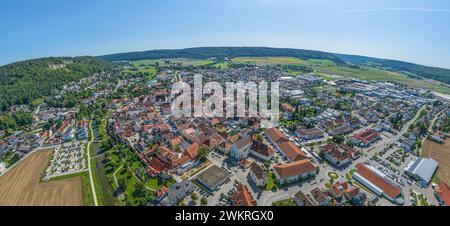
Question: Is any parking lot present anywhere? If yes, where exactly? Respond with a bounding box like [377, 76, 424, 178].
[44, 141, 86, 179]
[196, 150, 264, 206]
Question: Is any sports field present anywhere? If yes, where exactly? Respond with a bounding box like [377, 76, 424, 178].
[0, 149, 83, 206]
[422, 139, 450, 184]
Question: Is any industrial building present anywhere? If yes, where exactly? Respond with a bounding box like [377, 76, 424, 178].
[404, 157, 438, 186]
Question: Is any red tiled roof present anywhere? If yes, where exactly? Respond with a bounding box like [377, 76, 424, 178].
[204, 134, 224, 150]
[185, 142, 199, 159]
[436, 182, 450, 206]
[145, 145, 158, 157]
[352, 129, 380, 144]
[170, 136, 183, 148]
[355, 163, 401, 200]
[331, 180, 349, 197]
[250, 162, 266, 180]
[322, 143, 352, 162]
[273, 159, 317, 179]
[310, 187, 328, 203]
[170, 154, 191, 168]
[251, 140, 274, 158]
[149, 157, 166, 173]
[344, 186, 360, 199]
[281, 103, 295, 112]
[230, 184, 257, 206]
[278, 142, 307, 162]
[228, 134, 239, 143]
[240, 159, 252, 169]
[264, 128, 289, 144]
[210, 118, 221, 125]
[156, 186, 169, 198]
[297, 128, 323, 137]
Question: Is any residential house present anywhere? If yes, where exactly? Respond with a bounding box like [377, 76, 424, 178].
[264, 128, 289, 145]
[250, 140, 274, 161]
[155, 186, 169, 202]
[293, 190, 317, 206]
[230, 183, 257, 206]
[321, 143, 360, 166]
[310, 187, 330, 206]
[159, 181, 196, 206]
[329, 125, 354, 136]
[296, 127, 324, 141]
[277, 141, 307, 162]
[230, 135, 253, 160]
[273, 159, 318, 184]
[351, 129, 380, 147]
[330, 179, 367, 206]
[249, 162, 267, 187]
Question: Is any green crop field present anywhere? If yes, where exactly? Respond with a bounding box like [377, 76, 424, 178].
[231, 57, 337, 66]
[212, 61, 230, 69]
[130, 58, 214, 67]
[232, 57, 308, 65]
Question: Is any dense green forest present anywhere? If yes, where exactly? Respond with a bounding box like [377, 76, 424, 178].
[98, 47, 347, 65]
[0, 56, 111, 111]
[0, 111, 33, 133]
[335, 54, 450, 84]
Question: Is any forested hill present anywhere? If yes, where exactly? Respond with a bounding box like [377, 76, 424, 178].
[98, 47, 347, 65]
[335, 54, 450, 84]
[0, 56, 111, 111]
[99, 46, 449, 85]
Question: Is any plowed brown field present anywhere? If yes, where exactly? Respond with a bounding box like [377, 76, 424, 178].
[422, 138, 450, 184]
[0, 149, 83, 206]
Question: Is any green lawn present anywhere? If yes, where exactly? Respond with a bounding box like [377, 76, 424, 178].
[31, 97, 44, 107]
[264, 171, 278, 191]
[212, 62, 230, 69]
[328, 172, 339, 180]
[418, 194, 431, 206]
[272, 198, 295, 206]
[130, 58, 214, 67]
[232, 57, 308, 65]
[123, 65, 157, 79]
[346, 169, 356, 181]
[232, 57, 337, 67]
[89, 151, 105, 206]
[80, 172, 96, 206]
[432, 175, 441, 184]
[144, 178, 162, 189]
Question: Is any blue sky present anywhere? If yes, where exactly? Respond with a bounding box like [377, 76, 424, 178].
[1, 0, 450, 68]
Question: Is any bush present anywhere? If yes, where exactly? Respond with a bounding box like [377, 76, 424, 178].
[200, 197, 208, 206]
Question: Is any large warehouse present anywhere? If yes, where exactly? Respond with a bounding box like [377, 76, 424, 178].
[353, 163, 403, 205]
[404, 157, 438, 186]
